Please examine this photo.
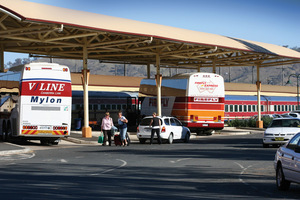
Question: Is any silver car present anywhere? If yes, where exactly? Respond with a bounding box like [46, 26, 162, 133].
[274, 132, 300, 190]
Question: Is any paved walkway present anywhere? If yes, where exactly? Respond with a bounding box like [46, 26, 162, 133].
[0, 127, 263, 154]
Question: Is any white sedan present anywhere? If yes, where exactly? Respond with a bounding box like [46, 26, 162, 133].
[137, 116, 191, 144]
[274, 132, 300, 190]
[263, 118, 300, 148]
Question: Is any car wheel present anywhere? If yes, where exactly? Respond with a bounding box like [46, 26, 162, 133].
[262, 143, 269, 148]
[168, 133, 173, 144]
[184, 132, 190, 143]
[139, 138, 146, 144]
[276, 163, 290, 190]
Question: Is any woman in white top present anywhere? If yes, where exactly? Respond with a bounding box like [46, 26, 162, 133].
[101, 112, 113, 146]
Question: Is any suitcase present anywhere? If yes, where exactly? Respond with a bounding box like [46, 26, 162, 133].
[114, 134, 122, 146]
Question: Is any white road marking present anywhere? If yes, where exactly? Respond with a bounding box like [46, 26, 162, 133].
[0, 152, 35, 161]
[90, 159, 127, 176]
[59, 159, 68, 163]
[170, 158, 192, 163]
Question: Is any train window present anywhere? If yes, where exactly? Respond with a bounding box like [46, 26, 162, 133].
[261, 105, 264, 112]
[93, 105, 98, 110]
[117, 105, 121, 110]
[234, 105, 238, 112]
[89, 104, 93, 110]
[293, 105, 295, 111]
[112, 105, 117, 110]
[243, 105, 247, 112]
[248, 105, 251, 112]
[230, 105, 233, 112]
[285, 105, 288, 111]
[289, 105, 291, 111]
[278, 105, 281, 111]
[282, 105, 285, 111]
[239, 105, 243, 112]
[100, 105, 106, 110]
[106, 105, 111, 110]
[75, 104, 81, 110]
[274, 105, 277, 112]
[225, 105, 228, 112]
[252, 105, 256, 112]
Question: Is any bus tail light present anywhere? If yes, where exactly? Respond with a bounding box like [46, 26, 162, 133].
[190, 115, 194, 122]
[53, 126, 67, 130]
[161, 126, 166, 133]
[23, 125, 37, 130]
[218, 115, 222, 122]
[63, 68, 68, 72]
[25, 67, 31, 71]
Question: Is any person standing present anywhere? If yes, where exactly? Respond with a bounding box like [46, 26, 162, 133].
[101, 112, 113, 146]
[118, 111, 128, 147]
[150, 112, 162, 145]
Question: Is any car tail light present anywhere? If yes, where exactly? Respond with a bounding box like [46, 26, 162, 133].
[161, 126, 166, 133]
[137, 126, 140, 133]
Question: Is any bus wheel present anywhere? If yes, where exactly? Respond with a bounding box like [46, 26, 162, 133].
[40, 139, 49, 145]
[2, 122, 7, 141]
[168, 133, 173, 144]
[6, 121, 12, 142]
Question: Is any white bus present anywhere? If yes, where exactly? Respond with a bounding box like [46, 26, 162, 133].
[139, 72, 225, 134]
[0, 63, 72, 144]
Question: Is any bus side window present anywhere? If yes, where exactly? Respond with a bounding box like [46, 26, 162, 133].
[225, 105, 228, 112]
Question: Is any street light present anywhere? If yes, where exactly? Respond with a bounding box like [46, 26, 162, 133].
[286, 74, 300, 110]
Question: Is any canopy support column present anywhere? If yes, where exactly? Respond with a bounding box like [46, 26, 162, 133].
[198, 66, 201, 72]
[147, 63, 150, 79]
[156, 54, 162, 116]
[212, 58, 216, 74]
[0, 45, 4, 72]
[82, 45, 92, 137]
[256, 63, 263, 128]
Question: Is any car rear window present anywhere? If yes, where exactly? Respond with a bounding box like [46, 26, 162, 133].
[269, 119, 300, 128]
[139, 118, 162, 126]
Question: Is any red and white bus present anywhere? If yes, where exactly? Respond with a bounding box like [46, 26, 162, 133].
[139, 72, 225, 134]
[0, 63, 72, 144]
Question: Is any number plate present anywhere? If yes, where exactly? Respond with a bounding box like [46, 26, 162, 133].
[39, 126, 52, 130]
[202, 124, 208, 127]
[275, 137, 284, 141]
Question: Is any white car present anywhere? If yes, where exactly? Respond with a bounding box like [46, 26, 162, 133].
[263, 118, 300, 148]
[137, 116, 191, 144]
[274, 132, 300, 190]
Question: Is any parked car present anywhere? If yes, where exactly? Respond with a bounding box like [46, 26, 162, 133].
[263, 118, 300, 148]
[274, 132, 300, 190]
[137, 116, 191, 144]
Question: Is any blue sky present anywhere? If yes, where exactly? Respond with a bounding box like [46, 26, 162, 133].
[4, 0, 300, 64]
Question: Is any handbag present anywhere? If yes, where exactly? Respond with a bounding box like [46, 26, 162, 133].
[98, 132, 104, 144]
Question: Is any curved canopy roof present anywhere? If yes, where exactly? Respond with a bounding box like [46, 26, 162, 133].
[0, 0, 300, 69]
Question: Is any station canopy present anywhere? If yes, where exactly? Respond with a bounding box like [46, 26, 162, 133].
[1, 0, 300, 69]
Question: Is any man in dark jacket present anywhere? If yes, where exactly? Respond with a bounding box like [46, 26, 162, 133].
[149, 112, 162, 145]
